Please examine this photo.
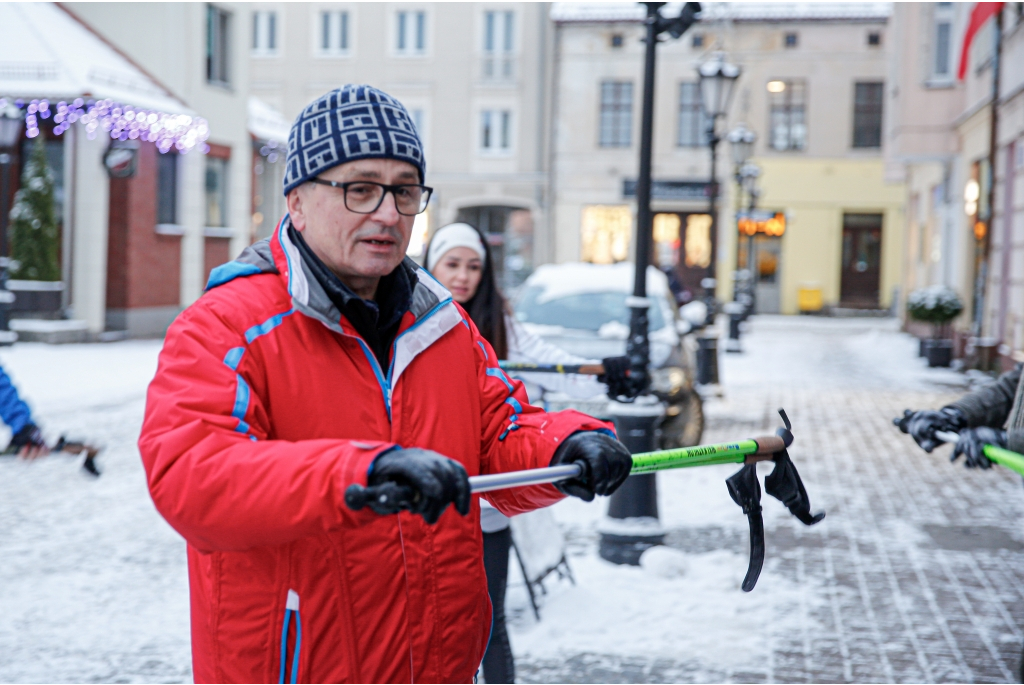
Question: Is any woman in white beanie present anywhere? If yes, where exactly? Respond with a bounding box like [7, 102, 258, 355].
[425, 222, 630, 684]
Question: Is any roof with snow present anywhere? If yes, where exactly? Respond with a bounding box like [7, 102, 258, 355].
[0, 3, 191, 114]
[551, 2, 891, 24]
[248, 97, 291, 144]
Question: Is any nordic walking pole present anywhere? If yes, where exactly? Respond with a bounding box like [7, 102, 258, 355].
[498, 361, 607, 376]
[933, 430, 1024, 476]
[346, 408, 824, 592]
[346, 433, 786, 505]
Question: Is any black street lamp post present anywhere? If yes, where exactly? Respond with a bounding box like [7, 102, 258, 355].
[599, 1, 700, 566]
[0, 106, 23, 344]
[727, 124, 757, 334]
[697, 54, 740, 295]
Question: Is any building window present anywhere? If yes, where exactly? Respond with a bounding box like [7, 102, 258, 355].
[852, 82, 883, 149]
[205, 157, 229, 227]
[396, 10, 426, 55]
[157, 151, 178, 226]
[252, 10, 277, 55]
[320, 11, 349, 55]
[933, 3, 954, 80]
[692, 33, 704, 48]
[784, 32, 798, 48]
[482, 10, 514, 80]
[610, 33, 624, 48]
[678, 82, 710, 147]
[207, 5, 232, 86]
[599, 81, 633, 148]
[480, 109, 512, 154]
[410, 108, 425, 137]
[581, 205, 631, 264]
[867, 31, 881, 46]
[768, 79, 806, 151]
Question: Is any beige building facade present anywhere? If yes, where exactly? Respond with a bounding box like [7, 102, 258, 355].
[65, 2, 254, 334]
[247, 2, 553, 291]
[886, 2, 1024, 366]
[550, 2, 904, 315]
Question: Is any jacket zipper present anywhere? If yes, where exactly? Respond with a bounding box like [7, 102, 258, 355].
[278, 589, 301, 684]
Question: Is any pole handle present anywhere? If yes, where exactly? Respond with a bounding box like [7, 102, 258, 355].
[751, 435, 785, 455]
[934, 430, 960, 444]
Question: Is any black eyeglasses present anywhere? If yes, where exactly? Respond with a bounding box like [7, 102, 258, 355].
[308, 178, 433, 216]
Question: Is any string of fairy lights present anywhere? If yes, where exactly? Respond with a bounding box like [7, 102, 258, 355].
[0, 97, 210, 155]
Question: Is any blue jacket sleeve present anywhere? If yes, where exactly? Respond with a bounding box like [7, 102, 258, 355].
[0, 365, 33, 434]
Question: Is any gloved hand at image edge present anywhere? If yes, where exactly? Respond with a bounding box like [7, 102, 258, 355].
[598, 355, 636, 400]
[896, 407, 966, 453]
[548, 431, 632, 502]
[951, 426, 1008, 469]
[10, 423, 48, 459]
[368, 448, 471, 524]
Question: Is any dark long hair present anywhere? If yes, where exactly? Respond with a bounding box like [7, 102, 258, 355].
[426, 224, 509, 359]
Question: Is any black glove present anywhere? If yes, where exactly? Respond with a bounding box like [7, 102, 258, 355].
[951, 427, 1007, 469]
[598, 356, 634, 400]
[369, 448, 471, 524]
[549, 431, 632, 501]
[895, 407, 965, 453]
[10, 423, 45, 450]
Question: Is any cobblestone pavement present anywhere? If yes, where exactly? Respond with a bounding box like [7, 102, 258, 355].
[515, 317, 1024, 684]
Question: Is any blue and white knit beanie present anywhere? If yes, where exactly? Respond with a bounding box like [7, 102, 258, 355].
[283, 84, 425, 196]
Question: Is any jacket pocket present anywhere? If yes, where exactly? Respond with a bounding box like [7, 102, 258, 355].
[278, 589, 302, 684]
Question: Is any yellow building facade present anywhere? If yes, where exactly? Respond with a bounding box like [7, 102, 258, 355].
[718, 158, 905, 314]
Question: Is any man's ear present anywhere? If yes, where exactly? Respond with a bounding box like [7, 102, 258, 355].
[286, 187, 307, 231]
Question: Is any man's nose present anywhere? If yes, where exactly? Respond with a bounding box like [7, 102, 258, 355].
[371, 189, 401, 224]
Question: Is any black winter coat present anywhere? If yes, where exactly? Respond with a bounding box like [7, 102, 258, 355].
[946, 363, 1024, 454]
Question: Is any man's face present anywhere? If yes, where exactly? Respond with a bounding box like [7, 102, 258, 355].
[287, 158, 418, 284]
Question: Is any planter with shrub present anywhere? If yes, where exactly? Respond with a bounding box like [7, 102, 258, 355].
[907, 285, 963, 368]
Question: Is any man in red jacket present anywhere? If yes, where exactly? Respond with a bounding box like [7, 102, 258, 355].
[138, 84, 632, 684]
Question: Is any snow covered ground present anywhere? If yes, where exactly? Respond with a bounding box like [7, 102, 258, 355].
[0, 317, 1021, 683]
[0, 341, 191, 683]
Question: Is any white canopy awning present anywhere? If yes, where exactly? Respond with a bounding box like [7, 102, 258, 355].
[0, 3, 191, 115]
[248, 97, 291, 145]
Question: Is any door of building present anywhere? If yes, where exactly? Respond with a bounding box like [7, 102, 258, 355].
[840, 213, 883, 308]
[737, 234, 782, 314]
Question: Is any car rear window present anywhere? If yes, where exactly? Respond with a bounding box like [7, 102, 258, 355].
[515, 287, 666, 332]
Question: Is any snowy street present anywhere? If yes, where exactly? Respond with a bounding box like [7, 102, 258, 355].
[2, 317, 1024, 683]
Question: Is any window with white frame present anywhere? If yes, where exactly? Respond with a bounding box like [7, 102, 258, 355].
[252, 10, 278, 55]
[319, 10, 350, 55]
[678, 82, 710, 147]
[599, 81, 633, 148]
[482, 10, 514, 81]
[396, 10, 427, 55]
[207, 4, 232, 86]
[205, 157, 229, 228]
[409, 108, 425, 137]
[932, 2, 954, 81]
[157, 151, 178, 226]
[480, 109, 512, 154]
[768, 79, 806, 151]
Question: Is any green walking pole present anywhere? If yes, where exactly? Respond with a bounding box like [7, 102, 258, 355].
[934, 430, 1024, 476]
[347, 408, 825, 592]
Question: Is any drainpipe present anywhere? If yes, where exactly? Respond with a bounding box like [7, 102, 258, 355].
[978, 8, 1002, 337]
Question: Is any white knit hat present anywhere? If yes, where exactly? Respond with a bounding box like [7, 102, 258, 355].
[427, 223, 486, 272]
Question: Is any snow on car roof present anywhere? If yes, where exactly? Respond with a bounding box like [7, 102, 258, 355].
[524, 262, 670, 304]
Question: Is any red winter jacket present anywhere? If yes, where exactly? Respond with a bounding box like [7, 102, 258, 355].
[138, 218, 610, 684]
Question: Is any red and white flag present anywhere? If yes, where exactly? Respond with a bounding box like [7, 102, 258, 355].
[958, 2, 1004, 80]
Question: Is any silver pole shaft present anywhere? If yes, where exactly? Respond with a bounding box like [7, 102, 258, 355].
[470, 463, 583, 494]
[935, 430, 960, 444]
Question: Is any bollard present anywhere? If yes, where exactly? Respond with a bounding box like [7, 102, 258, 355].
[723, 301, 745, 354]
[696, 334, 720, 385]
[599, 396, 666, 565]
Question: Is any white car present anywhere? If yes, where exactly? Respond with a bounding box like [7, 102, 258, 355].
[512, 262, 704, 449]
